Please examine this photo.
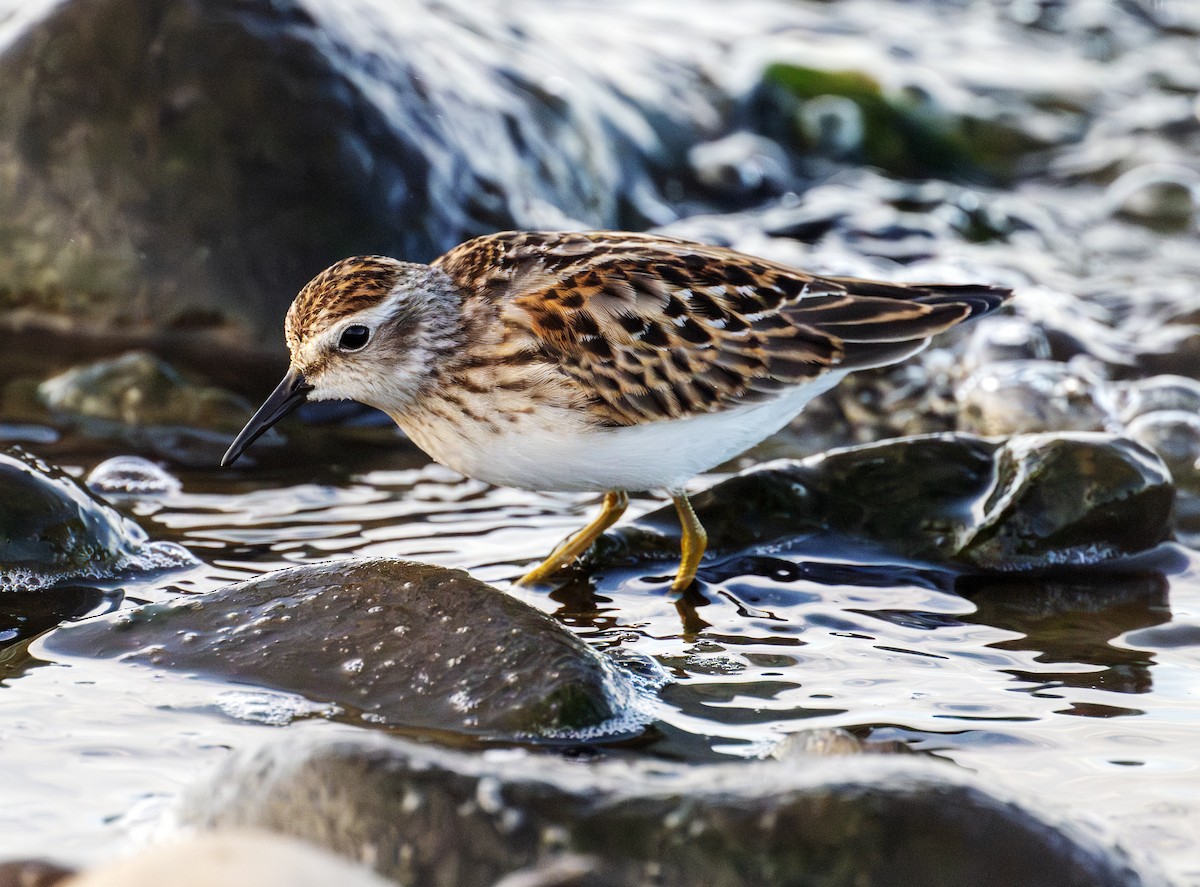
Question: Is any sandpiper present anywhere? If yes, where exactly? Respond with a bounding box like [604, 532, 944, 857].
[223, 230, 1011, 590]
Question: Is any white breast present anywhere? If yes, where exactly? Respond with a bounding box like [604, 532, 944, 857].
[399, 372, 849, 493]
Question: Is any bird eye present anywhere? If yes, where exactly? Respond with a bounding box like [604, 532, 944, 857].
[338, 324, 371, 351]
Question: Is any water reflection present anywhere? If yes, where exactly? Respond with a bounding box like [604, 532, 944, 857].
[0, 585, 122, 649]
[958, 569, 1171, 696]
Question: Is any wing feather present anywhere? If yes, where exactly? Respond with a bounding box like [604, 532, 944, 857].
[435, 231, 1011, 426]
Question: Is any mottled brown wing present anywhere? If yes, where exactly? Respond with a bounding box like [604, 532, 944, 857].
[436, 231, 1010, 426]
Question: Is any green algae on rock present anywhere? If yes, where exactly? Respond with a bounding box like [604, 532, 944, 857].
[0, 447, 193, 591]
[40, 559, 648, 740]
[171, 733, 1153, 887]
[589, 432, 1174, 574]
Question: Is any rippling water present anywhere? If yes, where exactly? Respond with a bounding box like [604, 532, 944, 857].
[2, 428, 1198, 881]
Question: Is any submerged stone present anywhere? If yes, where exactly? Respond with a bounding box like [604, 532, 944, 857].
[0, 448, 193, 591]
[590, 432, 1174, 573]
[38, 351, 259, 433]
[1115, 375, 1200, 424]
[1105, 164, 1200, 232]
[956, 568, 1174, 696]
[955, 360, 1117, 436]
[36, 351, 277, 465]
[1126, 410, 1200, 487]
[172, 733, 1151, 887]
[1126, 409, 1200, 549]
[757, 61, 1064, 183]
[767, 727, 911, 758]
[41, 559, 644, 740]
[960, 316, 1053, 369]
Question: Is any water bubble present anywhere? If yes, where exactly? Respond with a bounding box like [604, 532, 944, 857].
[86, 456, 182, 496]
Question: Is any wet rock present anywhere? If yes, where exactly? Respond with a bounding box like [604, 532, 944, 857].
[1114, 375, 1200, 423]
[687, 132, 794, 201]
[172, 733, 1151, 887]
[0, 0, 1118, 358]
[1125, 410, 1200, 489]
[1015, 287, 1142, 370]
[767, 727, 910, 759]
[0, 447, 193, 591]
[1126, 409, 1200, 549]
[86, 456, 182, 496]
[39, 351, 254, 433]
[955, 360, 1117, 436]
[1104, 163, 1200, 231]
[61, 832, 391, 887]
[590, 433, 1174, 573]
[1136, 328, 1200, 382]
[756, 63, 1051, 183]
[36, 351, 275, 465]
[40, 559, 645, 740]
[960, 316, 1053, 369]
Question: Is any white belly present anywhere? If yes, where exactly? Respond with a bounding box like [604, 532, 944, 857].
[399, 373, 848, 493]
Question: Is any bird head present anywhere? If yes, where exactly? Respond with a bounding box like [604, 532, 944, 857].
[221, 256, 457, 466]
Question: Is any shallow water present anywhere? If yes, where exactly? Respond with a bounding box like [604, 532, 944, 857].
[1, 425, 1198, 881]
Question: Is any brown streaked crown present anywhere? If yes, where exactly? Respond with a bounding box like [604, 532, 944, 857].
[285, 256, 406, 350]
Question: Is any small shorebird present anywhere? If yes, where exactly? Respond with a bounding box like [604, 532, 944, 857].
[223, 230, 1010, 591]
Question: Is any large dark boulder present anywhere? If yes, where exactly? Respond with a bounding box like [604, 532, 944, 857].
[0, 0, 729, 351]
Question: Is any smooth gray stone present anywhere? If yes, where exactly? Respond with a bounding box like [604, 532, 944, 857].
[0, 447, 192, 591]
[590, 432, 1174, 572]
[41, 559, 643, 740]
[32, 350, 279, 466]
[173, 732, 1155, 887]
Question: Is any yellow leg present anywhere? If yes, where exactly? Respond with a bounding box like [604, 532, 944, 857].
[671, 491, 708, 592]
[519, 491, 629, 586]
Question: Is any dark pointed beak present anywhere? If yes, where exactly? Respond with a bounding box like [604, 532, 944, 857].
[221, 368, 314, 467]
